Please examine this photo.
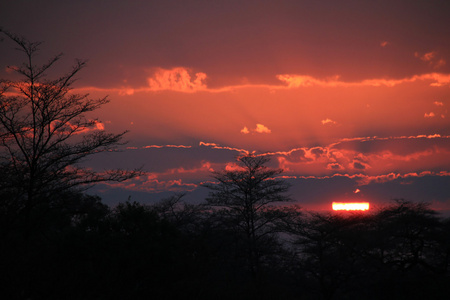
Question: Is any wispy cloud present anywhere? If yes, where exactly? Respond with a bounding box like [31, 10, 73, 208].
[199, 141, 250, 154]
[102, 161, 216, 193]
[321, 118, 337, 125]
[280, 171, 450, 186]
[416, 51, 437, 62]
[106, 175, 199, 193]
[276, 73, 450, 88]
[126, 144, 192, 150]
[415, 51, 446, 69]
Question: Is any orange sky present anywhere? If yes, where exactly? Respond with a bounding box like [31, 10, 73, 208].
[1, 0, 450, 212]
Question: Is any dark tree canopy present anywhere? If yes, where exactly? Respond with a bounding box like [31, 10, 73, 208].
[205, 154, 291, 209]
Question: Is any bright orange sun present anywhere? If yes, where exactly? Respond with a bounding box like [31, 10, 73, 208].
[332, 202, 370, 211]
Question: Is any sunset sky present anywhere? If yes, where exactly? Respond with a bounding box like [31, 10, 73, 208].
[1, 0, 449, 212]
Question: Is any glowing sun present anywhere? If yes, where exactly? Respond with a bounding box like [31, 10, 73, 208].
[332, 202, 370, 211]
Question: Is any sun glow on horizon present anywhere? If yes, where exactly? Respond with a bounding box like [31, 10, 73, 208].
[332, 202, 370, 211]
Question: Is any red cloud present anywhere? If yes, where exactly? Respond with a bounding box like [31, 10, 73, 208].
[277, 73, 450, 88]
[199, 141, 250, 154]
[241, 124, 272, 134]
[240, 126, 250, 134]
[126, 144, 192, 150]
[321, 118, 337, 125]
[255, 124, 271, 133]
[147, 67, 208, 92]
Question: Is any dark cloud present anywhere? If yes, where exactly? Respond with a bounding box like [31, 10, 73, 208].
[334, 136, 450, 156]
[82, 144, 238, 173]
[284, 149, 307, 162]
[311, 147, 325, 157]
[327, 163, 343, 170]
[353, 162, 366, 170]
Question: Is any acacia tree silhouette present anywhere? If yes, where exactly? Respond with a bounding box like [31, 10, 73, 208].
[0, 29, 139, 234]
[203, 154, 291, 282]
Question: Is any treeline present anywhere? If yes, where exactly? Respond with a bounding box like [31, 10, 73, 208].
[1, 29, 450, 300]
[1, 192, 449, 300]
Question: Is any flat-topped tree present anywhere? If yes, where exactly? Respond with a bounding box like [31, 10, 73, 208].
[0, 29, 139, 228]
[203, 154, 291, 280]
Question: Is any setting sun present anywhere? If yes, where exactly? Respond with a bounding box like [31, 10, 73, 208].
[332, 202, 370, 211]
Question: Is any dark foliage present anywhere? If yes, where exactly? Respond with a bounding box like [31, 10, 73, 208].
[2, 192, 450, 299]
[280, 199, 450, 300]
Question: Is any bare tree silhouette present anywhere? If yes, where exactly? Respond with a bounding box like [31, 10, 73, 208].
[0, 29, 139, 233]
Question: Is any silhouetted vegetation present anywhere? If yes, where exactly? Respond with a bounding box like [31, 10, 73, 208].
[0, 29, 140, 239]
[1, 32, 450, 299]
[278, 199, 450, 299]
[203, 155, 291, 285]
[2, 158, 450, 299]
